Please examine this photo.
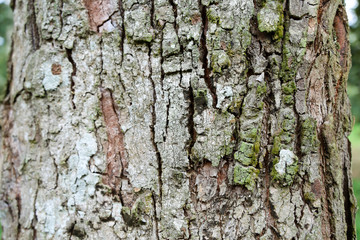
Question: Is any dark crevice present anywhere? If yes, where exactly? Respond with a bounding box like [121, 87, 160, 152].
[59, 0, 64, 37]
[53, 158, 59, 189]
[150, 0, 155, 28]
[262, 148, 280, 239]
[67, 221, 76, 240]
[159, 31, 165, 89]
[31, 180, 39, 240]
[96, 10, 120, 32]
[187, 84, 197, 166]
[118, 0, 126, 64]
[168, 0, 179, 32]
[65, 48, 77, 109]
[318, 127, 335, 240]
[16, 191, 21, 240]
[164, 97, 170, 141]
[198, 1, 217, 109]
[344, 139, 355, 240]
[147, 41, 163, 206]
[151, 192, 160, 240]
[27, 0, 40, 50]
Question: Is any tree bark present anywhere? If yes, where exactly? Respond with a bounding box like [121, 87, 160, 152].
[0, 0, 356, 239]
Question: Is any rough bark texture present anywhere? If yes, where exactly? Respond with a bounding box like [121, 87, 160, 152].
[0, 0, 356, 239]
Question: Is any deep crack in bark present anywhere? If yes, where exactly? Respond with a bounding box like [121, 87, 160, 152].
[198, 1, 218, 109]
[65, 49, 77, 109]
[27, 0, 40, 50]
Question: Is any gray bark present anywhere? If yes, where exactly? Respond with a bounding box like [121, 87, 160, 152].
[0, 0, 356, 239]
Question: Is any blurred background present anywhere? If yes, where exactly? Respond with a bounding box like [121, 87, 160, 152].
[1, 0, 360, 238]
[346, 0, 360, 237]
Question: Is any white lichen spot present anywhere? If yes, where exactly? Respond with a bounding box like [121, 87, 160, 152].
[76, 133, 98, 178]
[275, 149, 295, 175]
[41, 56, 72, 90]
[76, 132, 97, 158]
[42, 70, 61, 91]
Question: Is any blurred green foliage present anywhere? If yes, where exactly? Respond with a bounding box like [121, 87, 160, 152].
[0, 3, 12, 100]
[353, 179, 360, 237]
[350, 4, 360, 122]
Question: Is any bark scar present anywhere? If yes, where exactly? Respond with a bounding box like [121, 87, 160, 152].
[82, 0, 116, 32]
[100, 88, 127, 194]
[333, 8, 348, 69]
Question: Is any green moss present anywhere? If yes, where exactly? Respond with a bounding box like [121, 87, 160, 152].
[235, 138, 260, 166]
[304, 192, 316, 203]
[280, 130, 293, 144]
[121, 199, 147, 227]
[253, 141, 260, 154]
[233, 165, 259, 191]
[301, 117, 319, 153]
[271, 155, 298, 186]
[221, 144, 234, 157]
[272, 136, 281, 155]
[273, 3, 284, 40]
[211, 51, 231, 73]
[207, 9, 220, 24]
[256, 83, 267, 96]
[282, 81, 296, 95]
[257, 0, 284, 40]
[241, 128, 258, 142]
[234, 151, 253, 166]
[282, 95, 294, 105]
[226, 43, 235, 57]
[282, 118, 295, 132]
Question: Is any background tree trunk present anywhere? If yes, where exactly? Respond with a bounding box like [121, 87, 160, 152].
[0, 0, 356, 239]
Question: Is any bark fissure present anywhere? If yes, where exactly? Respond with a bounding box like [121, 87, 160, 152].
[58, 0, 64, 38]
[344, 140, 354, 240]
[15, 191, 21, 240]
[148, 9, 162, 235]
[148, 43, 163, 206]
[151, 192, 160, 240]
[118, 0, 125, 63]
[65, 48, 77, 109]
[27, 0, 40, 50]
[96, 10, 120, 33]
[261, 74, 278, 238]
[198, 1, 218, 109]
[187, 84, 197, 166]
[1, 0, 356, 238]
[31, 181, 39, 240]
[318, 129, 334, 239]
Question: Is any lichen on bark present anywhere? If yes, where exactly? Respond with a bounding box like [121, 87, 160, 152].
[0, 0, 356, 239]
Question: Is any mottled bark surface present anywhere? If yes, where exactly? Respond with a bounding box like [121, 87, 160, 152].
[0, 0, 356, 239]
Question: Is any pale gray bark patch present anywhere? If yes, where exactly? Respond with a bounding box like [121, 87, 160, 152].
[0, 0, 356, 239]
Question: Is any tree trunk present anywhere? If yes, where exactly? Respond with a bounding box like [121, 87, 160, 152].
[0, 0, 356, 239]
